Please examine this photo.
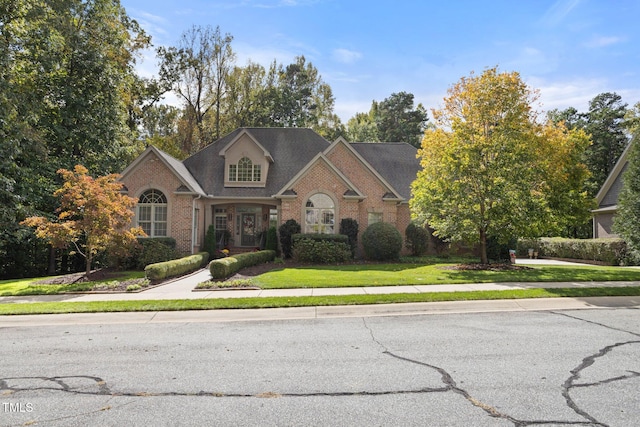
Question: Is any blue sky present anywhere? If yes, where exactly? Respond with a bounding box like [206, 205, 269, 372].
[122, 0, 640, 123]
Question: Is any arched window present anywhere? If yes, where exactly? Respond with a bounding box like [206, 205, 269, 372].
[137, 189, 167, 237]
[305, 193, 335, 234]
[229, 157, 261, 182]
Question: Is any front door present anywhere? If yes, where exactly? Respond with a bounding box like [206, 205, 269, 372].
[241, 213, 256, 246]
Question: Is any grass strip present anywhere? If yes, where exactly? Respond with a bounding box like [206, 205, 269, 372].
[1, 286, 639, 316]
[254, 264, 640, 288]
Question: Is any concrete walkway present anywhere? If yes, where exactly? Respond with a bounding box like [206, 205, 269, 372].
[1, 258, 638, 305]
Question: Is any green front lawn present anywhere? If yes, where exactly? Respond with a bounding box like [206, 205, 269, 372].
[0, 271, 147, 296]
[253, 262, 640, 288]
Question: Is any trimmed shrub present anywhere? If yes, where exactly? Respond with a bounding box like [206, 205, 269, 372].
[279, 219, 301, 259]
[362, 222, 403, 261]
[203, 225, 217, 259]
[292, 234, 352, 263]
[517, 237, 631, 265]
[405, 223, 430, 256]
[209, 250, 276, 280]
[145, 251, 209, 281]
[265, 226, 279, 254]
[340, 218, 359, 257]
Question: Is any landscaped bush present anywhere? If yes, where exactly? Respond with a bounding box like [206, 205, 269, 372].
[292, 234, 352, 263]
[362, 222, 403, 261]
[517, 237, 631, 265]
[209, 250, 276, 280]
[339, 218, 359, 257]
[203, 225, 217, 259]
[405, 222, 430, 256]
[265, 226, 278, 253]
[145, 251, 209, 281]
[278, 219, 301, 258]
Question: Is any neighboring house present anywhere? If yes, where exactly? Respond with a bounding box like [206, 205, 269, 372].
[120, 128, 421, 255]
[592, 143, 632, 238]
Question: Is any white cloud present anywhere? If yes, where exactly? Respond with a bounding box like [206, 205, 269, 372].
[584, 35, 625, 48]
[528, 76, 606, 112]
[541, 0, 581, 26]
[332, 48, 363, 64]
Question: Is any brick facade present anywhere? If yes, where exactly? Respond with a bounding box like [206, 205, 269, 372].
[122, 132, 418, 256]
[121, 152, 196, 254]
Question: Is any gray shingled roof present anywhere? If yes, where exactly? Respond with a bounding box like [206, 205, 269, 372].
[151, 146, 205, 194]
[350, 142, 421, 200]
[183, 128, 330, 197]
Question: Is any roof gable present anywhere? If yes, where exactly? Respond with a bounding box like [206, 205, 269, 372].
[324, 138, 402, 199]
[275, 153, 365, 199]
[218, 129, 274, 162]
[596, 142, 632, 207]
[183, 127, 330, 197]
[121, 146, 204, 195]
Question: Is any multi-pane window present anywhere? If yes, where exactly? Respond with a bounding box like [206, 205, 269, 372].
[214, 207, 228, 248]
[305, 193, 335, 234]
[137, 189, 167, 237]
[368, 212, 383, 225]
[228, 157, 261, 182]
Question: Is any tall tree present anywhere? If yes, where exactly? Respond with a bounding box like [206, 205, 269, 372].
[158, 25, 235, 151]
[375, 92, 428, 147]
[0, 0, 149, 278]
[614, 102, 640, 258]
[411, 68, 591, 264]
[546, 107, 586, 130]
[584, 92, 629, 196]
[219, 61, 272, 134]
[345, 92, 428, 146]
[346, 112, 379, 142]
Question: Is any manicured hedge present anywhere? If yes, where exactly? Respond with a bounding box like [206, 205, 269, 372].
[209, 250, 276, 280]
[145, 251, 210, 281]
[517, 237, 630, 265]
[362, 222, 403, 261]
[292, 234, 352, 263]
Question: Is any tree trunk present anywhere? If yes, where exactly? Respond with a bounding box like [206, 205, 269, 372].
[48, 246, 57, 275]
[479, 228, 488, 265]
[85, 251, 92, 278]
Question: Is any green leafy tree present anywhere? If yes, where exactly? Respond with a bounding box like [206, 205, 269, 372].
[1, 0, 148, 278]
[345, 92, 428, 146]
[346, 112, 379, 142]
[615, 103, 640, 258]
[546, 107, 586, 130]
[158, 25, 235, 151]
[375, 92, 428, 147]
[411, 68, 591, 264]
[584, 92, 629, 196]
[22, 166, 143, 277]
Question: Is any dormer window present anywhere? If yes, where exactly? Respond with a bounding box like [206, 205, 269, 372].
[229, 157, 261, 182]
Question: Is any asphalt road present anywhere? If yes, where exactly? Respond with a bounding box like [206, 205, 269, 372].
[1, 307, 639, 426]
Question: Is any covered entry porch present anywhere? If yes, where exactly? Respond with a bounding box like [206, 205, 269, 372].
[209, 202, 279, 251]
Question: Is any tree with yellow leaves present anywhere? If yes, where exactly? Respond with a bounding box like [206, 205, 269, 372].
[411, 67, 591, 264]
[22, 165, 143, 277]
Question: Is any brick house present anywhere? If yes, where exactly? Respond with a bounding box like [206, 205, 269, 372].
[120, 128, 421, 255]
[592, 143, 631, 238]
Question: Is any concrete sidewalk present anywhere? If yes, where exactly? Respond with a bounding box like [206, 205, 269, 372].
[1, 258, 638, 305]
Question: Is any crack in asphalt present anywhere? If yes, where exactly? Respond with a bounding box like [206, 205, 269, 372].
[360, 318, 624, 427]
[3, 317, 638, 427]
[561, 340, 640, 427]
[550, 311, 640, 338]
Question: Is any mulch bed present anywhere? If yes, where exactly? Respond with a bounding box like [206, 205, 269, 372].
[440, 263, 533, 271]
[33, 269, 150, 293]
